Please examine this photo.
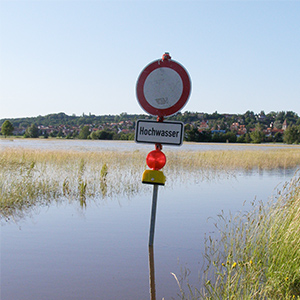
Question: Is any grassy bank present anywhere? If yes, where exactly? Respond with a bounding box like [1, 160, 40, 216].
[1, 147, 300, 222]
[175, 171, 300, 299]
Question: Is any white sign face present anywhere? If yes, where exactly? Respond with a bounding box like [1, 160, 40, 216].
[143, 68, 183, 110]
[135, 120, 184, 146]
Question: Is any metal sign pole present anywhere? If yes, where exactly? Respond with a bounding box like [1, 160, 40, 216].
[135, 53, 191, 300]
[149, 184, 159, 247]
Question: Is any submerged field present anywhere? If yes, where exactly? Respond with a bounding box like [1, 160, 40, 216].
[1, 147, 300, 221]
[1, 145, 300, 299]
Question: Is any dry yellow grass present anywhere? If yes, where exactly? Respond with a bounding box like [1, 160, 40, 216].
[1, 147, 300, 222]
[166, 148, 300, 171]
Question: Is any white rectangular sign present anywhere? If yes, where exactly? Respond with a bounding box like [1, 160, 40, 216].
[135, 120, 184, 146]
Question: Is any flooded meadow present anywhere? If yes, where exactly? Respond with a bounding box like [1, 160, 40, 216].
[1, 139, 300, 299]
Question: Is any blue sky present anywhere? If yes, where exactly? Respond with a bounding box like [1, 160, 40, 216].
[1, 0, 299, 119]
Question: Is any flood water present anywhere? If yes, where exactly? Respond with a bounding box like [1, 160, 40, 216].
[1, 139, 299, 300]
[0, 137, 298, 152]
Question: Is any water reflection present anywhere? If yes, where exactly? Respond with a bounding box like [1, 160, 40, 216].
[2, 168, 298, 299]
[0, 154, 238, 224]
[1, 138, 299, 152]
[2, 167, 298, 225]
[148, 246, 156, 300]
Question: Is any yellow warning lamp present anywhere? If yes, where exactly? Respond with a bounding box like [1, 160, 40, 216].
[142, 169, 166, 186]
[142, 148, 166, 185]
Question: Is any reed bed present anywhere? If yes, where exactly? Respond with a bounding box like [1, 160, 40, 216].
[165, 148, 300, 171]
[0, 148, 147, 222]
[175, 171, 300, 299]
[1, 147, 300, 222]
[1, 146, 300, 297]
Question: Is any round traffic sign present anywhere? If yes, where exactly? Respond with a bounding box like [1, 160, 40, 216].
[136, 55, 191, 117]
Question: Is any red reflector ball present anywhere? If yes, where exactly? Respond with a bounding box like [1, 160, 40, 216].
[146, 150, 166, 170]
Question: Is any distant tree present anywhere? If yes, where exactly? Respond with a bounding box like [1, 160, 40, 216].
[49, 131, 57, 138]
[72, 130, 78, 138]
[66, 132, 73, 139]
[185, 128, 198, 142]
[244, 111, 255, 123]
[212, 132, 237, 143]
[250, 124, 265, 143]
[57, 129, 64, 138]
[24, 124, 39, 138]
[237, 133, 252, 143]
[184, 124, 192, 131]
[202, 113, 209, 120]
[244, 133, 251, 143]
[198, 130, 212, 142]
[98, 130, 114, 140]
[273, 132, 283, 143]
[90, 130, 116, 140]
[116, 132, 129, 140]
[265, 111, 276, 125]
[211, 111, 221, 119]
[185, 128, 211, 142]
[285, 111, 299, 124]
[244, 110, 255, 118]
[237, 134, 245, 143]
[78, 126, 90, 139]
[223, 131, 237, 143]
[1, 120, 14, 137]
[219, 119, 227, 130]
[127, 133, 134, 140]
[90, 131, 98, 140]
[273, 120, 282, 129]
[283, 125, 300, 144]
[245, 118, 254, 127]
[275, 111, 286, 123]
[211, 133, 223, 143]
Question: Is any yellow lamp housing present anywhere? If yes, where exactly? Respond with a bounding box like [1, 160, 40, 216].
[142, 170, 166, 186]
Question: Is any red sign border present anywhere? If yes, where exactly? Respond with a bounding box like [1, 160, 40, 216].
[136, 59, 191, 117]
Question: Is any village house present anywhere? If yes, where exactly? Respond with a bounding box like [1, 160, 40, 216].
[237, 125, 247, 136]
[230, 122, 239, 131]
[198, 121, 209, 132]
[282, 119, 288, 131]
[13, 127, 26, 135]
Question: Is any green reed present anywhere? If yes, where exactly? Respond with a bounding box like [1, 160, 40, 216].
[0, 148, 147, 221]
[100, 163, 108, 197]
[175, 171, 300, 299]
[1, 147, 300, 223]
[1, 146, 300, 297]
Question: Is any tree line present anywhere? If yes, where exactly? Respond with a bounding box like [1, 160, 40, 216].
[1, 110, 300, 144]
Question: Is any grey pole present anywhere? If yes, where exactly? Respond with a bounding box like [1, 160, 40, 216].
[149, 184, 159, 247]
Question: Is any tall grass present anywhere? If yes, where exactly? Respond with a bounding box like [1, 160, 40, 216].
[175, 171, 300, 299]
[1, 146, 300, 297]
[166, 148, 300, 171]
[1, 147, 300, 222]
[0, 148, 147, 222]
